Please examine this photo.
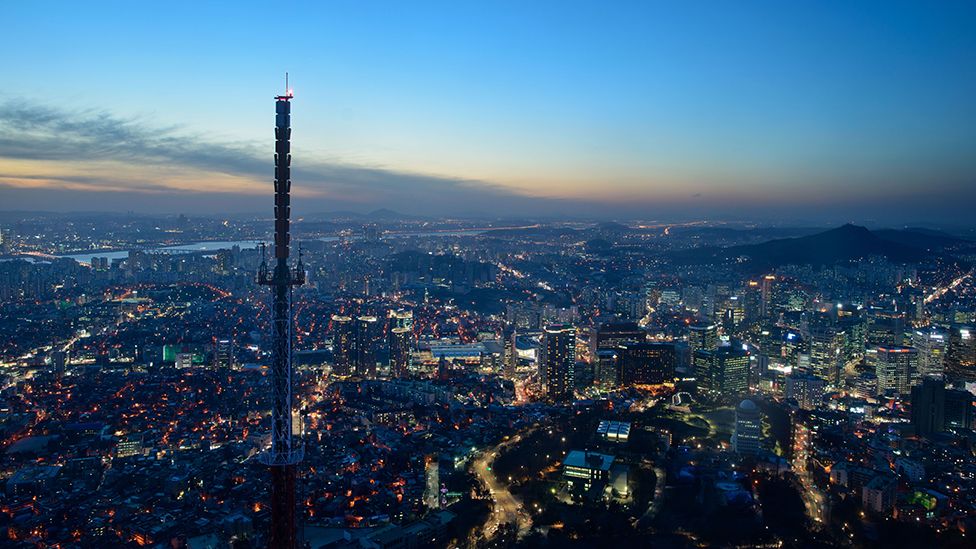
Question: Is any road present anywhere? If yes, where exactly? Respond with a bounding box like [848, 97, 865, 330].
[792, 422, 826, 526]
[473, 432, 533, 540]
[638, 465, 667, 525]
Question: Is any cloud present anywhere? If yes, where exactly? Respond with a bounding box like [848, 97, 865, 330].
[0, 100, 543, 215]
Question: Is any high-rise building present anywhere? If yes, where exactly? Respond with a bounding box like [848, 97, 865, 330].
[945, 325, 975, 384]
[695, 345, 750, 395]
[595, 349, 619, 389]
[866, 310, 906, 347]
[912, 329, 946, 378]
[388, 309, 414, 378]
[331, 315, 354, 376]
[543, 325, 576, 401]
[389, 327, 412, 378]
[808, 325, 846, 386]
[594, 321, 644, 351]
[616, 342, 675, 385]
[869, 346, 919, 396]
[945, 388, 974, 430]
[354, 315, 380, 377]
[502, 325, 518, 380]
[785, 373, 826, 411]
[911, 378, 946, 436]
[688, 322, 719, 357]
[732, 399, 762, 455]
[214, 338, 233, 369]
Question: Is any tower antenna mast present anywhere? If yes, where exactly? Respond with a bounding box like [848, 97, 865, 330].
[259, 77, 304, 549]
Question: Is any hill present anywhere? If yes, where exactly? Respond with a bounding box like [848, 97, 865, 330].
[671, 224, 940, 268]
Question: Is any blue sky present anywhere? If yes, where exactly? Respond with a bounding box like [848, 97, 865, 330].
[1, 1, 974, 223]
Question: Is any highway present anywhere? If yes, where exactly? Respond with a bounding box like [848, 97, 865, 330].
[473, 431, 533, 540]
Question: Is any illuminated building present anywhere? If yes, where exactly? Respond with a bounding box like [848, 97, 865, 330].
[543, 324, 576, 401]
[912, 329, 946, 378]
[390, 327, 412, 378]
[687, 322, 718, 357]
[331, 315, 354, 376]
[785, 373, 826, 410]
[695, 345, 750, 395]
[945, 325, 975, 383]
[732, 399, 761, 455]
[214, 338, 233, 369]
[502, 325, 518, 380]
[354, 315, 380, 378]
[616, 341, 674, 385]
[808, 325, 845, 386]
[868, 346, 919, 396]
[562, 450, 614, 491]
[595, 349, 619, 388]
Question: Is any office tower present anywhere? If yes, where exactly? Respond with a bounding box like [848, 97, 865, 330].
[743, 280, 762, 324]
[866, 310, 906, 347]
[616, 342, 675, 385]
[785, 373, 826, 411]
[912, 329, 946, 378]
[808, 325, 845, 386]
[869, 346, 919, 396]
[945, 325, 975, 383]
[331, 315, 354, 376]
[722, 295, 745, 334]
[255, 81, 303, 549]
[594, 321, 644, 351]
[543, 325, 576, 401]
[945, 388, 974, 430]
[687, 322, 719, 357]
[502, 325, 518, 380]
[354, 315, 380, 377]
[695, 345, 750, 395]
[595, 349, 620, 389]
[760, 274, 775, 317]
[389, 327, 412, 378]
[732, 399, 762, 455]
[214, 338, 233, 369]
[911, 378, 946, 436]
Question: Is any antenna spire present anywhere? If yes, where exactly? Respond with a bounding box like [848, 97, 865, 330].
[285, 72, 289, 95]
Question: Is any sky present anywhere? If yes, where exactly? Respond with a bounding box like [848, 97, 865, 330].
[1, 1, 975, 224]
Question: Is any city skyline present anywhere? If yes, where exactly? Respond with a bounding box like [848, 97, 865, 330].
[2, 1, 975, 224]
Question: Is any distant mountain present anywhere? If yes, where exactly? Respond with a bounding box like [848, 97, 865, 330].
[874, 227, 971, 251]
[671, 224, 942, 268]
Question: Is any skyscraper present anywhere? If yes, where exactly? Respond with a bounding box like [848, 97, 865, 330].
[331, 315, 354, 376]
[389, 327, 412, 378]
[688, 322, 719, 357]
[911, 378, 946, 436]
[354, 315, 380, 378]
[616, 342, 675, 385]
[502, 325, 518, 380]
[595, 349, 620, 389]
[695, 345, 750, 395]
[543, 325, 576, 401]
[912, 329, 947, 378]
[945, 325, 975, 384]
[869, 346, 919, 396]
[808, 324, 845, 386]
